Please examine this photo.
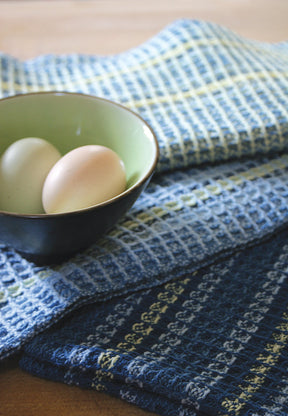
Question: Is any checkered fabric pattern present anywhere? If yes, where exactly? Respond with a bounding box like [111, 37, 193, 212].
[21, 229, 288, 416]
[1, 19, 288, 415]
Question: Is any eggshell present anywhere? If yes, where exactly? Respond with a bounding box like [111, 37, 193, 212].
[42, 145, 126, 214]
[0, 137, 61, 214]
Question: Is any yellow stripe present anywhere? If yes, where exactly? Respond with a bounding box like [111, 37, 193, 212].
[221, 310, 288, 415]
[2, 68, 288, 111]
[1, 33, 288, 97]
[108, 153, 288, 240]
[89, 276, 191, 391]
[4, 153, 288, 302]
[126, 70, 288, 109]
[72, 38, 288, 87]
[115, 278, 190, 352]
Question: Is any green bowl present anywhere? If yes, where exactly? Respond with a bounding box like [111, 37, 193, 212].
[0, 92, 158, 264]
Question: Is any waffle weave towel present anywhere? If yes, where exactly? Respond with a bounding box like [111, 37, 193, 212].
[1, 19, 288, 415]
[21, 228, 288, 416]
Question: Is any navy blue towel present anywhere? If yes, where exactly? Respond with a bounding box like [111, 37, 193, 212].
[21, 228, 288, 415]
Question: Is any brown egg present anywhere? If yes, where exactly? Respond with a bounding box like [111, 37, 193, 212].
[42, 145, 126, 214]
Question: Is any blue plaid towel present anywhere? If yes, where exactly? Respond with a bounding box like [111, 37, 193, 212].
[1, 19, 288, 415]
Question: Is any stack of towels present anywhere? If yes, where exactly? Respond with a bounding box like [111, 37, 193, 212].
[1, 19, 288, 415]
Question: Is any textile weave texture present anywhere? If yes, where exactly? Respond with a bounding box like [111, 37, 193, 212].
[1, 19, 288, 415]
[21, 229, 288, 416]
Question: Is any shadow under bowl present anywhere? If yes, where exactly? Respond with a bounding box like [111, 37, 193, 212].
[0, 92, 159, 264]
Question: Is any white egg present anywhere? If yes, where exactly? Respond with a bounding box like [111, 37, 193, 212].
[42, 145, 126, 214]
[0, 137, 61, 214]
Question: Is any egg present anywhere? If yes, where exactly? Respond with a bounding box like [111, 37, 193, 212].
[0, 137, 61, 214]
[42, 145, 126, 214]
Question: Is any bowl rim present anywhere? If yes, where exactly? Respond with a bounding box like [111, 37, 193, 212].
[0, 91, 159, 218]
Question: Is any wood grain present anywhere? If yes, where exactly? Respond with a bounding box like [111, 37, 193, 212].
[0, 1, 288, 415]
[0, 0, 288, 60]
[0, 356, 156, 416]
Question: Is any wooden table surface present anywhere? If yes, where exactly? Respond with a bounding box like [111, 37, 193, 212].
[1, 1, 288, 415]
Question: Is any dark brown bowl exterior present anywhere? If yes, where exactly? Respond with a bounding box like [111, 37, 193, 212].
[0, 176, 152, 265]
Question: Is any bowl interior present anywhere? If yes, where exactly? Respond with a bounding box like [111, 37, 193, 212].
[0, 92, 158, 201]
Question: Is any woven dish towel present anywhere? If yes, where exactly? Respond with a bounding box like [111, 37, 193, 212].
[0, 18, 288, 414]
[21, 228, 288, 416]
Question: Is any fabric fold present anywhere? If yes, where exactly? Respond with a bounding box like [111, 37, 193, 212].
[2, 153, 288, 360]
[20, 228, 288, 415]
